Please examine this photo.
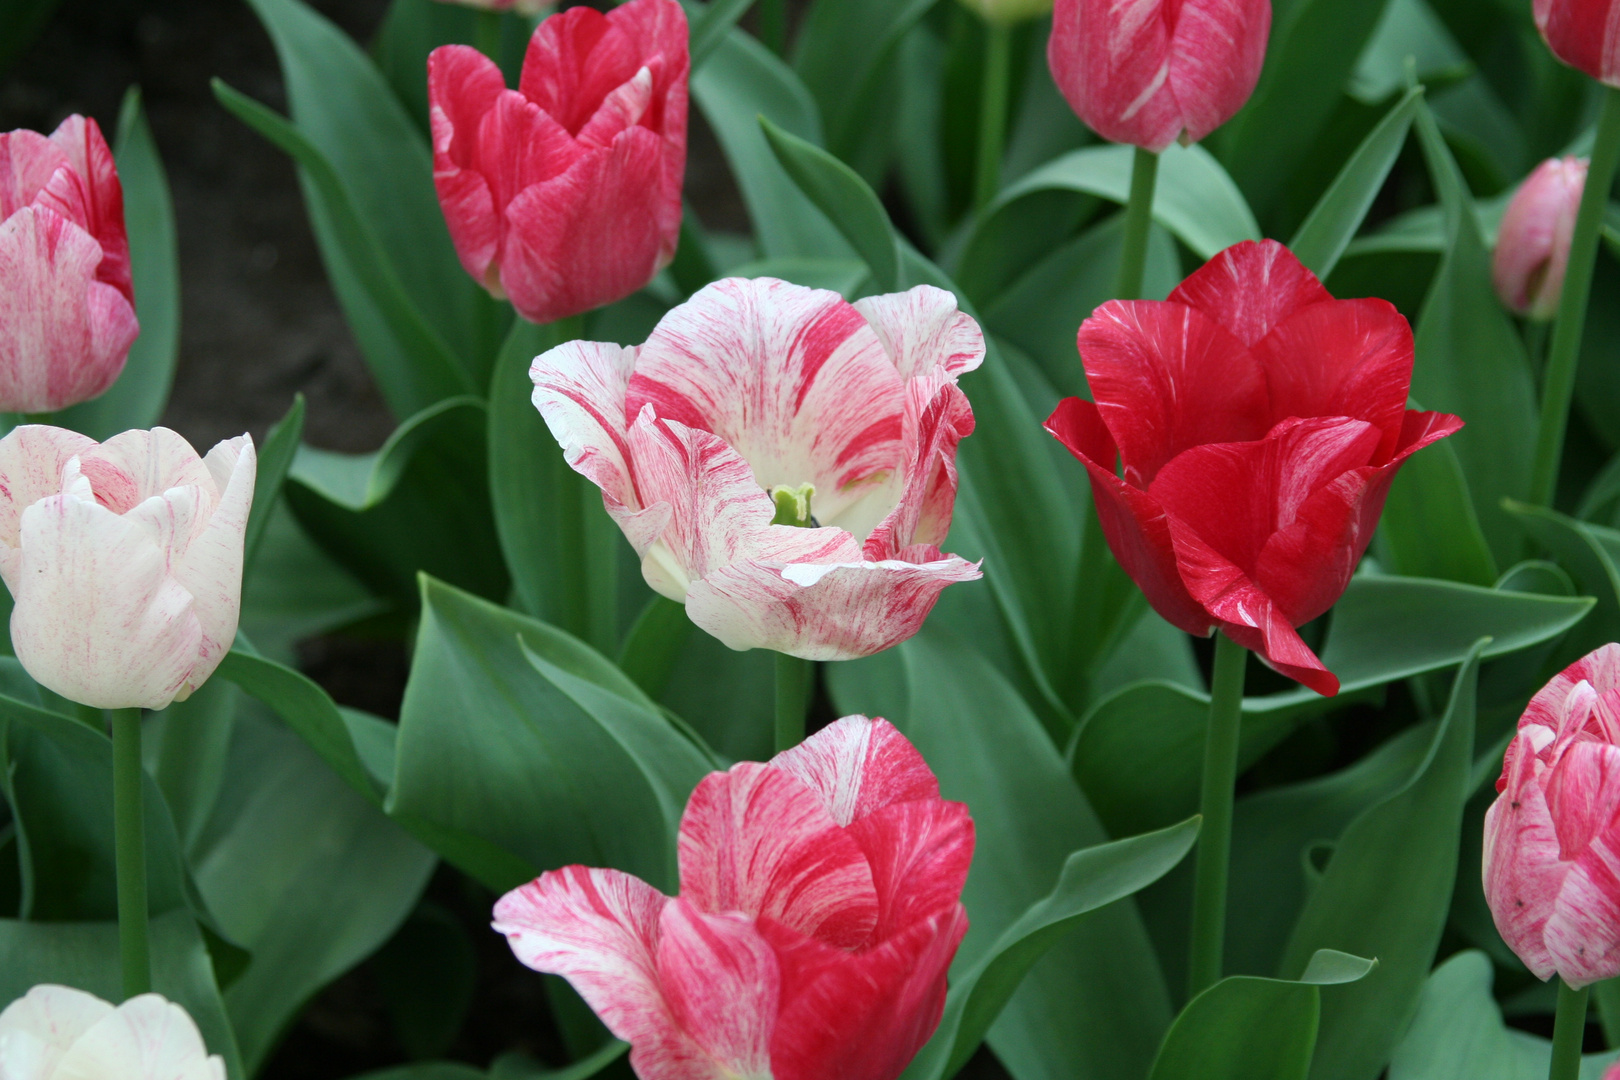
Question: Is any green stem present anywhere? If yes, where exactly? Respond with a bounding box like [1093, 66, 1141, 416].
[1187, 632, 1246, 998]
[1114, 147, 1160, 301]
[774, 653, 812, 752]
[760, 0, 787, 56]
[112, 707, 150, 999]
[1550, 978, 1591, 1080]
[974, 21, 1013, 211]
[1528, 85, 1620, 509]
[474, 10, 503, 61]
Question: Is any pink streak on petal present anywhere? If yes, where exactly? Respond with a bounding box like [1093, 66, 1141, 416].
[770, 715, 940, 827]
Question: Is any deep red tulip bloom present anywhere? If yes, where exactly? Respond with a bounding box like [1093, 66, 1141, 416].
[494, 715, 974, 1080]
[1494, 156, 1588, 321]
[0, 115, 137, 413]
[1486, 645, 1620, 988]
[428, 0, 688, 324]
[1535, 0, 1620, 86]
[1045, 241, 1462, 696]
[1047, 0, 1271, 151]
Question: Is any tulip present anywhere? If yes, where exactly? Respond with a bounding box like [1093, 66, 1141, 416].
[1045, 240, 1462, 696]
[0, 425, 256, 710]
[0, 115, 139, 413]
[428, 0, 688, 324]
[1494, 156, 1589, 321]
[1047, 0, 1272, 151]
[495, 714, 974, 1080]
[530, 276, 984, 661]
[1483, 644, 1620, 988]
[0, 985, 224, 1079]
[1535, 0, 1620, 86]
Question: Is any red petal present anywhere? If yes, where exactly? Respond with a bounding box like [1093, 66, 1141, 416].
[1534, 0, 1620, 87]
[1168, 240, 1332, 350]
[1047, 0, 1182, 151]
[45, 116, 129, 302]
[521, 5, 636, 135]
[1166, 0, 1271, 144]
[771, 715, 940, 827]
[655, 900, 779, 1077]
[844, 797, 974, 939]
[429, 45, 509, 286]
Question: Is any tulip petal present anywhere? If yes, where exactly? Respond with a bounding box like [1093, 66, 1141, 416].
[50, 994, 223, 1080]
[1079, 298, 1268, 486]
[1527, 644, 1620, 734]
[429, 44, 509, 287]
[1166, 0, 1271, 145]
[494, 867, 723, 1080]
[1534, 0, 1620, 88]
[851, 285, 986, 382]
[0, 131, 71, 221]
[655, 900, 779, 1080]
[771, 714, 940, 827]
[45, 115, 130, 301]
[1048, 0, 1182, 151]
[1547, 824, 1620, 988]
[678, 762, 880, 949]
[1494, 157, 1587, 319]
[0, 985, 114, 1080]
[1485, 740, 1566, 981]
[845, 797, 974, 939]
[0, 425, 95, 583]
[78, 427, 218, 513]
[172, 436, 255, 696]
[520, 5, 644, 136]
[1167, 239, 1333, 350]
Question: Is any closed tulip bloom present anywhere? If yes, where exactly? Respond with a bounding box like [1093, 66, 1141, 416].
[495, 715, 974, 1080]
[530, 276, 984, 660]
[1535, 0, 1620, 86]
[1485, 644, 1620, 988]
[1046, 241, 1462, 696]
[0, 985, 224, 1079]
[0, 425, 255, 711]
[1494, 156, 1588, 320]
[1048, 0, 1271, 151]
[428, 0, 688, 324]
[0, 115, 138, 413]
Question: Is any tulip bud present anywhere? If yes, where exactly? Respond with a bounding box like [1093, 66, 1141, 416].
[956, 0, 1054, 25]
[433, 0, 553, 13]
[1485, 644, 1620, 988]
[428, 0, 688, 324]
[0, 115, 139, 413]
[1493, 156, 1588, 321]
[0, 425, 255, 711]
[1047, 0, 1271, 151]
[1535, 0, 1620, 86]
[0, 985, 225, 1079]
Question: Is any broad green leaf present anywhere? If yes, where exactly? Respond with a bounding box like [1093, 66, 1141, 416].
[1073, 574, 1591, 838]
[1148, 952, 1377, 1080]
[1378, 430, 1498, 586]
[372, 0, 533, 135]
[389, 577, 707, 893]
[491, 1040, 630, 1080]
[907, 818, 1201, 1080]
[1505, 500, 1620, 658]
[830, 626, 1173, 1080]
[1280, 642, 1482, 1080]
[244, 393, 306, 574]
[58, 88, 181, 439]
[690, 0, 757, 67]
[192, 701, 435, 1072]
[725, 257, 869, 296]
[1290, 86, 1425, 280]
[213, 78, 476, 415]
[148, 677, 239, 855]
[760, 117, 900, 290]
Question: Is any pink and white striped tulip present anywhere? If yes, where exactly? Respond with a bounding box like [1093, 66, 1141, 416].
[1494, 156, 1588, 320]
[1535, 0, 1620, 86]
[0, 425, 256, 711]
[530, 276, 984, 661]
[0, 985, 225, 1080]
[1047, 0, 1272, 151]
[428, 0, 688, 324]
[1485, 644, 1620, 988]
[0, 115, 138, 413]
[495, 715, 974, 1080]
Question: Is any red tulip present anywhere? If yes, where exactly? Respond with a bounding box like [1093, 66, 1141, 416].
[1047, 0, 1272, 151]
[428, 0, 688, 324]
[0, 115, 138, 413]
[1494, 156, 1588, 320]
[494, 715, 973, 1080]
[1535, 0, 1620, 86]
[1485, 645, 1620, 988]
[1045, 241, 1462, 696]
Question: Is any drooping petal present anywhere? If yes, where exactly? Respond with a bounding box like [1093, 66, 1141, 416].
[1166, 0, 1271, 145]
[844, 797, 974, 939]
[771, 715, 940, 827]
[0, 424, 95, 582]
[677, 762, 880, 949]
[1078, 298, 1268, 486]
[864, 378, 974, 557]
[49, 994, 223, 1080]
[1485, 739, 1566, 981]
[851, 285, 986, 382]
[0, 985, 114, 1080]
[45, 114, 130, 302]
[655, 900, 779, 1080]
[1167, 239, 1333, 349]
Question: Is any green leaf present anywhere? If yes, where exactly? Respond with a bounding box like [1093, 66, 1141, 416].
[1378, 427, 1497, 586]
[212, 78, 476, 416]
[1279, 640, 1482, 1080]
[725, 256, 869, 296]
[908, 819, 1201, 1080]
[389, 577, 708, 893]
[490, 1040, 630, 1080]
[372, 0, 533, 136]
[829, 625, 1173, 1080]
[352, 1067, 488, 1080]
[1504, 500, 1620, 659]
[1149, 951, 1377, 1080]
[244, 393, 306, 574]
[148, 677, 239, 855]
[1289, 86, 1425, 280]
[759, 117, 900, 291]
[689, 0, 757, 67]
[1073, 574, 1591, 838]
[58, 87, 181, 439]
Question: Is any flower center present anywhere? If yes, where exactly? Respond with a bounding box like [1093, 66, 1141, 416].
[769, 483, 819, 528]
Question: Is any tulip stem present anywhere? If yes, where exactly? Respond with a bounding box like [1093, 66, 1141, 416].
[474, 10, 502, 61]
[1187, 632, 1246, 999]
[112, 707, 150, 999]
[1550, 978, 1591, 1080]
[774, 653, 812, 752]
[760, 0, 787, 56]
[1114, 147, 1160, 301]
[1529, 85, 1620, 509]
[974, 21, 1013, 211]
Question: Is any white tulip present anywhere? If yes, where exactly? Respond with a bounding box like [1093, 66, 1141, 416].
[0, 986, 224, 1080]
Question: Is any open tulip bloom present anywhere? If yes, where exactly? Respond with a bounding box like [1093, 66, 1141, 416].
[0, 985, 225, 1080]
[0, 115, 138, 414]
[495, 715, 973, 1080]
[1046, 241, 1462, 696]
[530, 276, 985, 660]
